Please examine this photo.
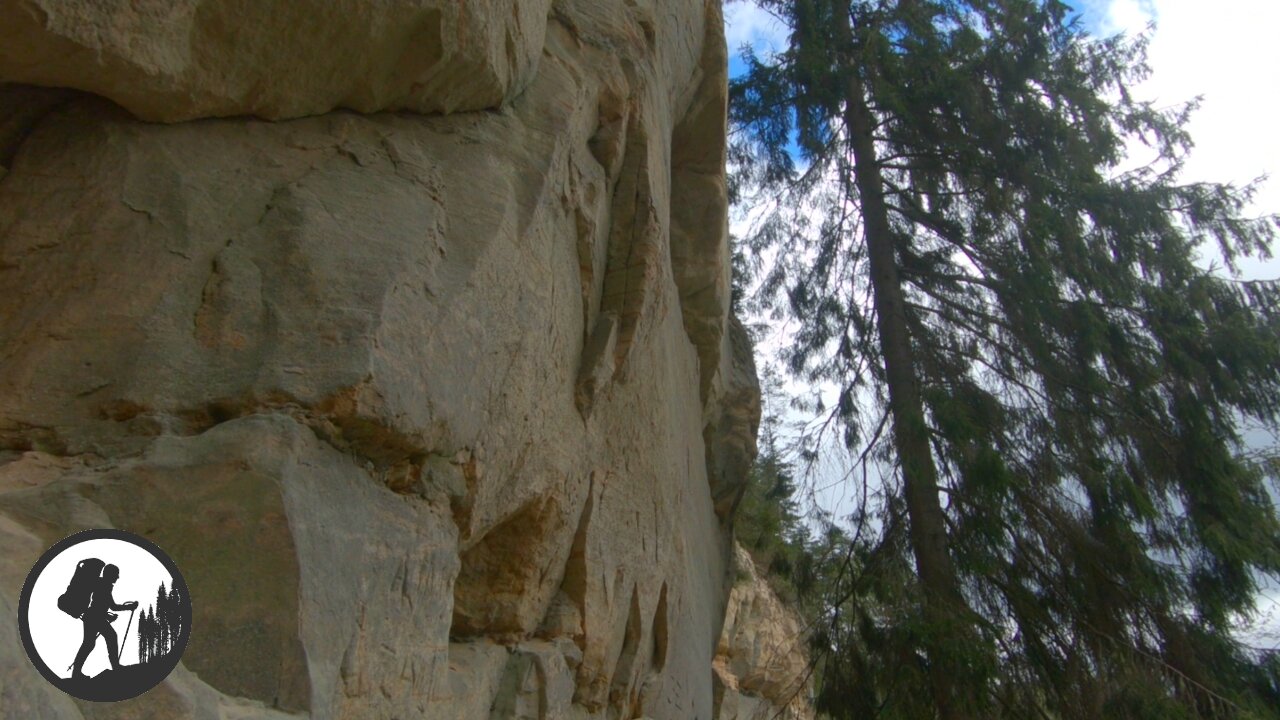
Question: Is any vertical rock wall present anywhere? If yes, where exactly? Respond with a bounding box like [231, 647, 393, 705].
[0, 1, 806, 719]
[714, 545, 815, 720]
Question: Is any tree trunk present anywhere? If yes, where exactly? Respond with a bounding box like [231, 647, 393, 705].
[838, 8, 974, 717]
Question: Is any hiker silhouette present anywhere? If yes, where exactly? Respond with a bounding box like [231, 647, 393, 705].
[70, 564, 138, 679]
[21, 530, 191, 702]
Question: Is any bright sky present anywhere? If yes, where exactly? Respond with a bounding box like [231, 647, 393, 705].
[1086, 0, 1280, 280]
[725, 0, 1280, 649]
[725, 0, 1280, 279]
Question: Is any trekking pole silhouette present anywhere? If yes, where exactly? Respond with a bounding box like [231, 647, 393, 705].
[121, 607, 136, 662]
[65, 612, 82, 673]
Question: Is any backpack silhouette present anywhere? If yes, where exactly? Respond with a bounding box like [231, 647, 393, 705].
[57, 558, 105, 619]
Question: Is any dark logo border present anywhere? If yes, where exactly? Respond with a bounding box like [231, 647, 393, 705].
[17, 528, 193, 703]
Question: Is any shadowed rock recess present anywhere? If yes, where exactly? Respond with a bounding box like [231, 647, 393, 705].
[0, 1, 813, 718]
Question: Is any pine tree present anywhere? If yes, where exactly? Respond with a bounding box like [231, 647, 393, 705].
[139, 608, 150, 664]
[148, 607, 157, 662]
[167, 586, 181, 647]
[156, 583, 169, 658]
[736, 364, 811, 589]
[730, 0, 1280, 717]
[142, 604, 154, 661]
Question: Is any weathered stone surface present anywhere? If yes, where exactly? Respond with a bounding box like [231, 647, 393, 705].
[0, 415, 458, 718]
[0, 0, 549, 121]
[713, 544, 814, 720]
[0, 0, 810, 718]
[706, 319, 764, 520]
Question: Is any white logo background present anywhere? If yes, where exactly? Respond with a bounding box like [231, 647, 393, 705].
[25, 537, 177, 679]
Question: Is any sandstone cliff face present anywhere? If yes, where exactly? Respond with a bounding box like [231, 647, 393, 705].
[0, 0, 550, 121]
[714, 545, 814, 720]
[0, 1, 809, 719]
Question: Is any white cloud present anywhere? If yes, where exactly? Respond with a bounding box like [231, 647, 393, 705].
[1100, 0, 1155, 35]
[723, 1, 787, 57]
[1107, 0, 1280, 279]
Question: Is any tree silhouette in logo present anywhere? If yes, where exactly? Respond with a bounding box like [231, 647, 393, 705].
[138, 582, 184, 665]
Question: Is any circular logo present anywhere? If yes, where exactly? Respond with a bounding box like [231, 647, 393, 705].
[17, 529, 192, 702]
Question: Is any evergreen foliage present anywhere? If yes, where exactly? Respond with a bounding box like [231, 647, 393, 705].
[736, 367, 812, 596]
[137, 582, 182, 664]
[728, 0, 1280, 717]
